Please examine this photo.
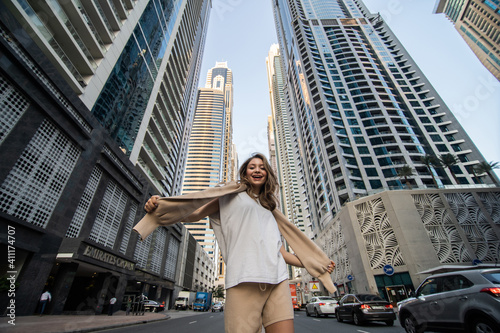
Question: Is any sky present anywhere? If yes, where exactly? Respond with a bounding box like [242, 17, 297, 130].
[199, 0, 500, 176]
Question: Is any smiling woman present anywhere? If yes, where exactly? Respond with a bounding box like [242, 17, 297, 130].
[238, 153, 277, 211]
[137, 152, 336, 333]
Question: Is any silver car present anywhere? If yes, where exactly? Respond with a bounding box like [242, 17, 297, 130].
[398, 268, 500, 333]
[305, 296, 338, 317]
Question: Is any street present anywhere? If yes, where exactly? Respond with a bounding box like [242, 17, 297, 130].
[102, 309, 406, 333]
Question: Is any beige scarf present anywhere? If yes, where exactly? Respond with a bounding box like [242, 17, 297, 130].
[133, 181, 336, 293]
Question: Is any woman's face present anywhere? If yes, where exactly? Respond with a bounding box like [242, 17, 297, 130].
[245, 158, 268, 192]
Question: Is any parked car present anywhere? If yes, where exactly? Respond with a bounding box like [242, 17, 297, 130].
[142, 300, 165, 312]
[336, 293, 396, 326]
[398, 268, 500, 333]
[212, 302, 224, 312]
[305, 296, 338, 317]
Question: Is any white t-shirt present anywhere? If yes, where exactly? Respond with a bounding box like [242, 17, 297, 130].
[211, 191, 288, 289]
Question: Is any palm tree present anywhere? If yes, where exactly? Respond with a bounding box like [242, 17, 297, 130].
[474, 161, 500, 186]
[397, 165, 414, 189]
[439, 153, 459, 184]
[420, 154, 440, 187]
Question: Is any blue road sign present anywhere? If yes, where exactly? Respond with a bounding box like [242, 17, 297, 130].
[383, 264, 395, 276]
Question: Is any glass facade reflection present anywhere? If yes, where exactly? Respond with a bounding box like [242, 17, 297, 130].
[92, 0, 181, 154]
[272, 0, 493, 231]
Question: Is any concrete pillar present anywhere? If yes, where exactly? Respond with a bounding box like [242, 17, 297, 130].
[51, 262, 79, 314]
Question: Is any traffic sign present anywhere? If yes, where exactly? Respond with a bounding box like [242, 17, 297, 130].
[309, 281, 319, 291]
[383, 264, 395, 276]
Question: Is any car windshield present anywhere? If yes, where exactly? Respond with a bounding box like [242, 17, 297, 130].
[482, 272, 500, 284]
[317, 297, 335, 301]
[357, 294, 384, 302]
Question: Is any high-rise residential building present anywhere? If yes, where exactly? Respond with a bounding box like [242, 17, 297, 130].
[266, 44, 310, 238]
[0, 0, 211, 315]
[272, 0, 499, 300]
[434, 0, 500, 81]
[182, 63, 234, 270]
[3, 0, 212, 196]
[205, 62, 235, 183]
[182, 88, 225, 260]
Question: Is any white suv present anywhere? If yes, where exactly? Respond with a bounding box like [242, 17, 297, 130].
[398, 268, 500, 333]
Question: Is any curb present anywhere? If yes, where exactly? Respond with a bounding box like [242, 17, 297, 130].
[60, 315, 171, 333]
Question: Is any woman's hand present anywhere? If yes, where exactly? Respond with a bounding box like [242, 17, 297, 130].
[144, 195, 160, 213]
[326, 260, 336, 274]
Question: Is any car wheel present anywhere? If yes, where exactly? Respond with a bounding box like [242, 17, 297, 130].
[469, 316, 499, 333]
[337, 313, 343, 322]
[306, 308, 310, 316]
[402, 314, 423, 333]
[353, 312, 363, 326]
[386, 320, 394, 326]
[314, 308, 320, 317]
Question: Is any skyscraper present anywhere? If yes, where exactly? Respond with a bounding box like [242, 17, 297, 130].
[182, 62, 234, 264]
[3, 0, 212, 196]
[205, 61, 236, 183]
[266, 44, 310, 237]
[273, 0, 496, 232]
[272, 0, 499, 297]
[434, 0, 500, 81]
[0, 0, 211, 315]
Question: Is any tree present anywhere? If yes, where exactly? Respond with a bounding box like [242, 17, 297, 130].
[211, 285, 225, 299]
[474, 161, 500, 186]
[397, 165, 414, 189]
[439, 153, 459, 184]
[420, 154, 440, 188]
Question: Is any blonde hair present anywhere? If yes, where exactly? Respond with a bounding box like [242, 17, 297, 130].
[238, 153, 278, 211]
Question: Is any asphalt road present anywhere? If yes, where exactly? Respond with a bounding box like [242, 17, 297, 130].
[101, 309, 407, 333]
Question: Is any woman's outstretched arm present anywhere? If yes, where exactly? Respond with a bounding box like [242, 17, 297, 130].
[280, 245, 335, 273]
[280, 245, 304, 267]
[144, 196, 220, 221]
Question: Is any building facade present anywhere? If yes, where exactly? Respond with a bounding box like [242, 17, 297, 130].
[3, 0, 212, 196]
[181, 62, 234, 288]
[271, 0, 499, 300]
[434, 0, 500, 81]
[266, 44, 310, 238]
[0, 0, 212, 315]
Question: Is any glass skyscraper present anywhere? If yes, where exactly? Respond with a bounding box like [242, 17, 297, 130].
[434, 0, 500, 81]
[266, 44, 310, 238]
[271, 0, 499, 299]
[272, 0, 496, 232]
[0, 0, 211, 315]
[4, 0, 212, 196]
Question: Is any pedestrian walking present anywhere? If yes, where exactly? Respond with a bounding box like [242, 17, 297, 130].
[38, 290, 51, 316]
[108, 297, 117, 316]
[135, 153, 336, 333]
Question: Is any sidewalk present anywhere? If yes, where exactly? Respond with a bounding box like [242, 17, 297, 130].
[0, 310, 170, 333]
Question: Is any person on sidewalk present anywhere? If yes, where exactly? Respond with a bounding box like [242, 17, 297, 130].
[39, 290, 51, 316]
[126, 297, 132, 316]
[108, 297, 117, 316]
[138, 153, 336, 333]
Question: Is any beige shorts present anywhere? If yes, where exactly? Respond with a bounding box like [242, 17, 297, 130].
[224, 279, 293, 333]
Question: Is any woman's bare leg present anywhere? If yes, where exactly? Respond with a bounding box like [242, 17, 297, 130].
[265, 319, 294, 333]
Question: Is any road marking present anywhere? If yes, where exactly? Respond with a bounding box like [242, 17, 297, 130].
[313, 319, 321, 322]
[357, 330, 370, 333]
[189, 321, 197, 324]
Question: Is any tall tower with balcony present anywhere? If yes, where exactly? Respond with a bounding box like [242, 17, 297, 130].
[272, 0, 496, 232]
[434, 0, 500, 81]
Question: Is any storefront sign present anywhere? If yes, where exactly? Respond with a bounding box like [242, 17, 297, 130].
[83, 245, 135, 271]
